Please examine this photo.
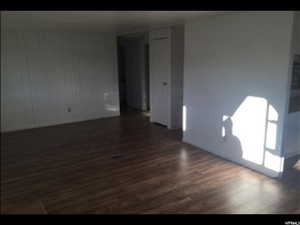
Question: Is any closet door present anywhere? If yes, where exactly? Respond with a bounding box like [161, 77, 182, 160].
[149, 29, 171, 127]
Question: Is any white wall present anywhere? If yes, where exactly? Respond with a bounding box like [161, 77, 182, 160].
[171, 25, 184, 129]
[1, 13, 120, 132]
[183, 12, 294, 177]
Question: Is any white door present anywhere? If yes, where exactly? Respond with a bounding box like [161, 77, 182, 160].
[149, 37, 171, 127]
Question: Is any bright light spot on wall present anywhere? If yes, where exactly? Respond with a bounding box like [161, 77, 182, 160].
[265, 121, 277, 150]
[222, 115, 230, 138]
[265, 104, 278, 150]
[226, 96, 283, 173]
[264, 151, 284, 173]
[268, 105, 279, 121]
[231, 96, 268, 165]
[222, 127, 225, 139]
[183, 105, 187, 132]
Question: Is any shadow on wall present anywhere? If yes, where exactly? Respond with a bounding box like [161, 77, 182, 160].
[183, 96, 286, 175]
[221, 116, 243, 161]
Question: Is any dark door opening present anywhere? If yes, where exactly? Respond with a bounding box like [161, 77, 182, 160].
[117, 34, 150, 115]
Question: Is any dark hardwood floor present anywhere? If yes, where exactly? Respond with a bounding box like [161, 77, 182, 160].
[1, 110, 299, 214]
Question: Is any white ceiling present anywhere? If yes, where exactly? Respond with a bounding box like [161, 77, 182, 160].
[3, 11, 222, 34]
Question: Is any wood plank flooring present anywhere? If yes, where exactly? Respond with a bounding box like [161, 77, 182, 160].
[1, 110, 299, 214]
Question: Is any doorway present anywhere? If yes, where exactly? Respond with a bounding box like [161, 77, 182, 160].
[117, 33, 150, 115]
[117, 26, 184, 130]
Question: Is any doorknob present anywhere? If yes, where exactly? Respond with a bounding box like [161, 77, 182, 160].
[162, 82, 168, 86]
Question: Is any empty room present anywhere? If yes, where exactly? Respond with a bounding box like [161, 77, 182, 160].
[0, 10, 299, 215]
